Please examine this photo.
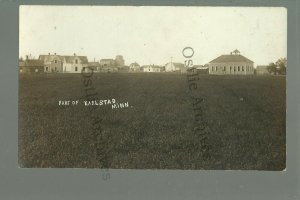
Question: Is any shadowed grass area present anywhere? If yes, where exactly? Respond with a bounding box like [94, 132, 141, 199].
[19, 73, 285, 170]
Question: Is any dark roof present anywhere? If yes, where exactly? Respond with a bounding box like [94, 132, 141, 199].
[24, 59, 44, 67]
[209, 54, 254, 63]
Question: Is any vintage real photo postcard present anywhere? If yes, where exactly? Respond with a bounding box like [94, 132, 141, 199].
[19, 6, 287, 170]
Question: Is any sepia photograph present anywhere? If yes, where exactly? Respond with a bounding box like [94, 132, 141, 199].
[19, 6, 286, 170]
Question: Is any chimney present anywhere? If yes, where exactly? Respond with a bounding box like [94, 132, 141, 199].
[54, 53, 56, 55]
[94, 58, 95, 62]
[48, 53, 50, 55]
[74, 53, 76, 56]
[26, 55, 28, 60]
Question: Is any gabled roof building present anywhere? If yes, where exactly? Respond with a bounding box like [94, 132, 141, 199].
[39, 53, 88, 73]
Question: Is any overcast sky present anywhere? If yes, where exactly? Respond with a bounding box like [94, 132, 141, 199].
[20, 6, 287, 66]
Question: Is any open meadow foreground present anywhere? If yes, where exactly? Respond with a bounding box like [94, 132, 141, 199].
[19, 73, 286, 170]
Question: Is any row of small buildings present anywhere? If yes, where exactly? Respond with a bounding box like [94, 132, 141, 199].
[19, 50, 270, 75]
[18, 53, 188, 74]
[19, 54, 124, 74]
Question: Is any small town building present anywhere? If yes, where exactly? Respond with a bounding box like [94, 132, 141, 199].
[19, 57, 44, 73]
[62, 54, 89, 73]
[129, 62, 141, 72]
[39, 53, 64, 73]
[100, 59, 116, 67]
[118, 65, 130, 73]
[255, 65, 270, 75]
[165, 62, 186, 73]
[194, 65, 209, 74]
[208, 49, 254, 75]
[142, 65, 163, 72]
[101, 65, 119, 73]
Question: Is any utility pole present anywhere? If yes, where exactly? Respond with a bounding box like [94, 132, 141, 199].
[170, 56, 173, 71]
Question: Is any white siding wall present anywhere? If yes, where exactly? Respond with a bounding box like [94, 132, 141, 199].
[165, 63, 175, 72]
[209, 62, 254, 75]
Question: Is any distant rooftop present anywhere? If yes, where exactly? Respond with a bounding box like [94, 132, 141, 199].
[209, 50, 254, 64]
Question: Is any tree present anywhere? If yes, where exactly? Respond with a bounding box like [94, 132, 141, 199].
[276, 58, 287, 75]
[267, 62, 277, 75]
[267, 58, 287, 75]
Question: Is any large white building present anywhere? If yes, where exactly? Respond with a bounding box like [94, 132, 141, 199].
[208, 50, 254, 75]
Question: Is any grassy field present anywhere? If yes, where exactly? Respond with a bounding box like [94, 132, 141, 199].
[19, 73, 286, 170]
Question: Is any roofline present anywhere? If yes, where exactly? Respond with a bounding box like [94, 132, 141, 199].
[209, 61, 254, 64]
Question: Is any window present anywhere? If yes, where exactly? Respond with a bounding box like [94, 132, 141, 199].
[223, 66, 226, 71]
[234, 66, 236, 71]
[54, 67, 57, 71]
[216, 66, 218, 71]
[242, 66, 244, 71]
[75, 67, 78, 72]
[238, 66, 240, 71]
[46, 67, 48, 71]
[75, 59, 78, 64]
[212, 66, 214, 71]
[230, 66, 232, 71]
[54, 60, 57, 64]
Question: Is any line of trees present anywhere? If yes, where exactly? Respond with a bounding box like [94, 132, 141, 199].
[267, 58, 287, 75]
